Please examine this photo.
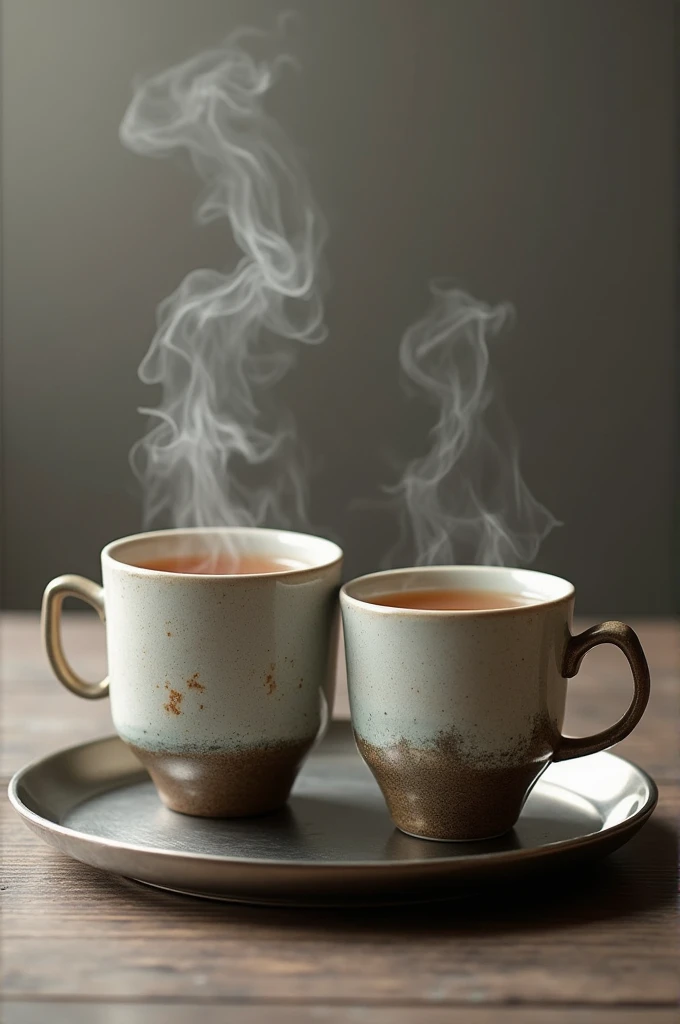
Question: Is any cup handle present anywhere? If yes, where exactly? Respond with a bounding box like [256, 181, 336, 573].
[555, 621, 650, 761]
[41, 574, 109, 699]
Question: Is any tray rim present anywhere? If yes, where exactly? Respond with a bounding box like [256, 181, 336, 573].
[7, 730, 659, 874]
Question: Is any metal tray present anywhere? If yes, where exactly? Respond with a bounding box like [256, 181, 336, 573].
[8, 721, 657, 906]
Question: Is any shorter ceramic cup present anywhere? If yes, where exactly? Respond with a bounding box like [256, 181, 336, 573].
[42, 527, 342, 817]
[340, 566, 650, 841]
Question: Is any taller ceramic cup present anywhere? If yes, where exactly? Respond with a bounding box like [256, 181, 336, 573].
[340, 566, 650, 841]
[42, 527, 343, 817]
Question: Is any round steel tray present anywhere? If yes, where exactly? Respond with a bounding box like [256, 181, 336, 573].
[8, 721, 656, 906]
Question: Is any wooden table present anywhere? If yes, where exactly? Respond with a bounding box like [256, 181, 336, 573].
[1, 613, 678, 1024]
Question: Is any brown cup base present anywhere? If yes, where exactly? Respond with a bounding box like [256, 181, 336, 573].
[395, 823, 516, 843]
[128, 737, 314, 818]
[355, 733, 550, 842]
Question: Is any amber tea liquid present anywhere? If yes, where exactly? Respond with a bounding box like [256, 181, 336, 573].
[366, 588, 535, 611]
[135, 554, 308, 575]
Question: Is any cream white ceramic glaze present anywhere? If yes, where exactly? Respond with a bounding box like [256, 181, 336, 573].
[340, 566, 572, 758]
[96, 528, 343, 754]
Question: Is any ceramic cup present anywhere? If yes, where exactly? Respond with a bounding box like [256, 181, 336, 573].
[42, 527, 343, 817]
[340, 566, 650, 841]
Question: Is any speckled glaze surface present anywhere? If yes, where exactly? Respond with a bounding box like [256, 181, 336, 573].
[49, 528, 342, 817]
[340, 566, 573, 841]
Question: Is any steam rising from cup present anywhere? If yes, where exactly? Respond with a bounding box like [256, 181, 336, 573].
[120, 29, 556, 573]
[387, 283, 558, 567]
[119, 31, 326, 557]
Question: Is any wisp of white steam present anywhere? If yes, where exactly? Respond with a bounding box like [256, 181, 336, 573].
[388, 282, 558, 567]
[119, 30, 326, 549]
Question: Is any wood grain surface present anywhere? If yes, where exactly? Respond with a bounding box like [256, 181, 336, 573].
[1, 613, 678, 1022]
[3, 1009, 680, 1024]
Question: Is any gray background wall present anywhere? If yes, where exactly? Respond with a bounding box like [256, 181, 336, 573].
[1, 0, 675, 614]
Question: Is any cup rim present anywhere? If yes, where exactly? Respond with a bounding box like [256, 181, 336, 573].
[340, 565, 575, 615]
[102, 526, 343, 580]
